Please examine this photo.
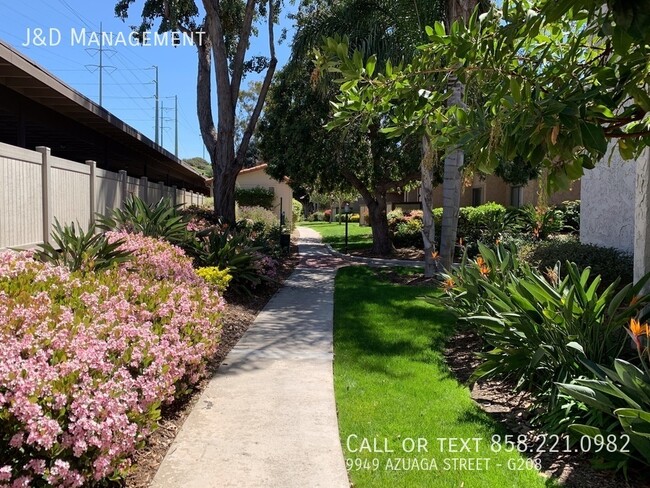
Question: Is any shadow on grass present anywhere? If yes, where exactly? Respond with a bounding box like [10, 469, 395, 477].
[334, 266, 455, 373]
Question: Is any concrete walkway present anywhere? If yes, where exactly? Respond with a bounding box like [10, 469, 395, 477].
[152, 227, 349, 488]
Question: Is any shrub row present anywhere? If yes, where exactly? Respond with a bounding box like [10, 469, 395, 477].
[234, 186, 275, 209]
[0, 234, 224, 486]
[441, 243, 650, 469]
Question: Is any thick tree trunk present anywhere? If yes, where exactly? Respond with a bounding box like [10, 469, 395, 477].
[421, 135, 439, 277]
[367, 197, 393, 255]
[212, 157, 240, 223]
[439, 78, 464, 270]
[439, 1, 476, 270]
[340, 170, 396, 256]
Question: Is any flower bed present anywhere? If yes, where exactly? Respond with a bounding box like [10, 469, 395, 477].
[0, 236, 224, 486]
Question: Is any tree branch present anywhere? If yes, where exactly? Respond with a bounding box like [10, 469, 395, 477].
[202, 0, 233, 128]
[340, 168, 374, 204]
[378, 171, 421, 192]
[230, 0, 258, 106]
[196, 23, 217, 157]
[235, 0, 277, 165]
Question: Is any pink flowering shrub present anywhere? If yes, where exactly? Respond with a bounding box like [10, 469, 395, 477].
[252, 253, 279, 281]
[106, 231, 200, 283]
[0, 242, 224, 486]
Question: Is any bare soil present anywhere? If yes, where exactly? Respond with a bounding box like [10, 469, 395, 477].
[120, 248, 300, 488]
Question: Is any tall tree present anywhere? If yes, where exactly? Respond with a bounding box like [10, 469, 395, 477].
[115, 0, 279, 222]
[262, 0, 445, 255]
[259, 59, 421, 254]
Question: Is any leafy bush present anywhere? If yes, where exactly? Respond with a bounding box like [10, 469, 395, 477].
[36, 220, 131, 273]
[308, 211, 325, 222]
[556, 200, 580, 233]
[394, 219, 423, 248]
[388, 209, 423, 248]
[510, 205, 564, 240]
[235, 186, 275, 209]
[98, 196, 190, 246]
[292, 199, 303, 228]
[458, 202, 507, 241]
[193, 227, 263, 294]
[196, 266, 232, 293]
[0, 245, 223, 485]
[442, 243, 650, 424]
[519, 236, 633, 289]
[236, 205, 280, 235]
[558, 352, 650, 469]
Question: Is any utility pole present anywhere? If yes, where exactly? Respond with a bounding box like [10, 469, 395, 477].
[174, 95, 178, 157]
[154, 66, 159, 145]
[85, 22, 115, 107]
[99, 23, 103, 105]
[160, 100, 164, 148]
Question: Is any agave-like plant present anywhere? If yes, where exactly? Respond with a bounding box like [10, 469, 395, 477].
[36, 220, 131, 273]
[97, 196, 191, 245]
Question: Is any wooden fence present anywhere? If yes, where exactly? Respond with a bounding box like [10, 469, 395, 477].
[0, 142, 205, 249]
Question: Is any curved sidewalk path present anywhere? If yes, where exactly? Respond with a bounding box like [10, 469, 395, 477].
[152, 227, 349, 488]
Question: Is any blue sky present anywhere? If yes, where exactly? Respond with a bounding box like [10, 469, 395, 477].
[0, 0, 297, 159]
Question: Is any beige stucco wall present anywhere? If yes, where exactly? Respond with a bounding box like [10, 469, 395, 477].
[236, 169, 293, 227]
[581, 147, 636, 254]
[389, 174, 580, 210]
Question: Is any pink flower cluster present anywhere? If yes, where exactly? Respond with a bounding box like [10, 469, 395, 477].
[186, 217, 211, 233]
[0, 238, 224, 486]
[253, 253, 279, 281]
[106, 231, 200, 283]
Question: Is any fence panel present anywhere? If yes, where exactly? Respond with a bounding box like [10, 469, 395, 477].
[50, 156, 91, 230]
[1, 143, 206, 249]
[0, 144, 43, 248]
[95, 169, 122, 219]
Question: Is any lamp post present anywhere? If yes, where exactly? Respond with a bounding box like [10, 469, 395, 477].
[343, 202, 352, 254]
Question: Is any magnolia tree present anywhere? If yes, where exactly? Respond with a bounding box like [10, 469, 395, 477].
[115, 0, 280, 222]
[321, 0, 650, 267]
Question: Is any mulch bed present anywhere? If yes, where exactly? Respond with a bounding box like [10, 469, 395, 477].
[120, 247, 300, 488]
[444, 330, 650, 488]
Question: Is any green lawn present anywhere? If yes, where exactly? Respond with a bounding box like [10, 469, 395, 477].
[299, 221, 373, 251]
[333, 266, 553, 488]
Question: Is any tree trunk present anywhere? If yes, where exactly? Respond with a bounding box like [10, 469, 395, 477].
[439, 78, 464, 270]
[367, 197, 393, 255]
[340, 169, 395, 256]
[421, 135, 439, 277]
[212, 159, 240, 223]
[439, 0, 476, 270]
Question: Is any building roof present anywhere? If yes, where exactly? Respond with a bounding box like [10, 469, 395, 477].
[206, 164, 290, 186]
[0, 40, 207, 193]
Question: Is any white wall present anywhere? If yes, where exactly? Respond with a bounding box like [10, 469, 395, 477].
[0, 141, 206, 249]
[580, 147, 635, 254]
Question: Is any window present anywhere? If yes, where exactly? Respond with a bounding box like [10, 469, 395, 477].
[510, 186, 524, 207]
[471, 187, 483, 207]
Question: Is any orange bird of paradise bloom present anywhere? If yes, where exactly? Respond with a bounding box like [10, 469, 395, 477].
[630, 318, 650, 337]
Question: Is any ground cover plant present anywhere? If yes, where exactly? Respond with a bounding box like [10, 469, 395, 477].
[440, 242, 650, 472]
[0, 234, 224, 486]
[333, 266, 551, 487]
